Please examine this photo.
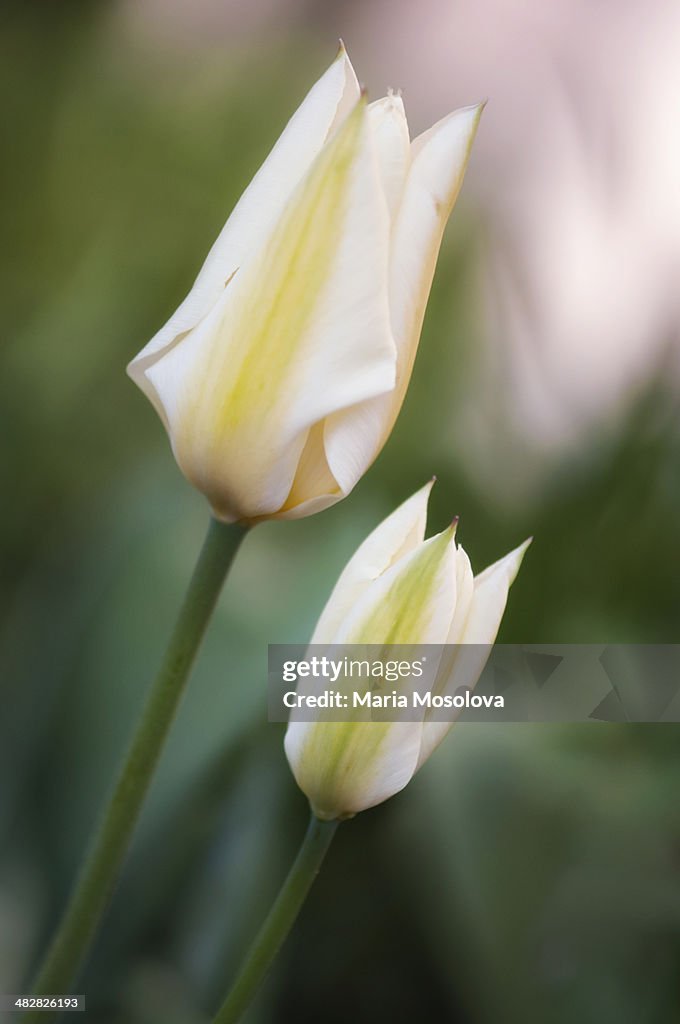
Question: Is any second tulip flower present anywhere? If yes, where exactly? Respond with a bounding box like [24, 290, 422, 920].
[285, 482, 530, 820]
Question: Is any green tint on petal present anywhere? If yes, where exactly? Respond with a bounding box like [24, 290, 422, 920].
[301, 720, 396, 820]
[346, 525, 455, 645]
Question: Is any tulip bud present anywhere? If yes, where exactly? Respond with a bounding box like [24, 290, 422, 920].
[284, 483, 530, 819]
[128, 47, 482, 523]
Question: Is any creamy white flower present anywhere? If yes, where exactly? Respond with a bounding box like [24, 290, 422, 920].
[128, 47, 482, 523]
[284, 482, 529, 819]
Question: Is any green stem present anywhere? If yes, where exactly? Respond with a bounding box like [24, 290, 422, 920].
[212, 812, 339, 1024]
[26, 517, 248, 1022]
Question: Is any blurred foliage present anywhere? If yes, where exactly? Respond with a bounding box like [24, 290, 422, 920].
[1, 4, 679, 1023]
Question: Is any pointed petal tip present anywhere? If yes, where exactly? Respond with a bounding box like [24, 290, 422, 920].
[471, 101, 485, 130]
[427, 100, 485, 144]
[471, 536, 532, 591]
[414, 477, 437, 503]
[516, 536, 533, 560]
[452, 100, 485, 132]
[503, 537, 533, 583]
[402, 478, 436, 524]
[334, 39, 352, 67]
[438, 518, 458, 542]
[407, 99, 484, 195]
[472, 101, 486, 131]
[333, 38, 359, 95]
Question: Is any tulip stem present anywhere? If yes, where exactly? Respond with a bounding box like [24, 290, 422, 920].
[26, 517, 248, 1022]
[212, 811, 339, 1024]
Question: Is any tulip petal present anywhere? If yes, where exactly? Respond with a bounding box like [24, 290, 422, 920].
[412, 541, 473, 767]
[367, 93, 411, 220]
[127, 45, 360, 408]
[275, 420, 341, 519]
[390, 101, 483, 395]
[446, 544, 475, 645]
[143, 99, 396, 521]
[311, 481, 434, 645]
[321, 103, 483, 495]
[462, 538, 531, 643]
[338, 521, 458, 646]
[416, 538, 531, 768]
[285, 717, 425, 820]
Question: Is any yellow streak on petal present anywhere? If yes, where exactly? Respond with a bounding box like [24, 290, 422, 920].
[179, 101, 366, 454]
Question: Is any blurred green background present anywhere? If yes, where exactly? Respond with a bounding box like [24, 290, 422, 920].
[2, 3, 679, 1022]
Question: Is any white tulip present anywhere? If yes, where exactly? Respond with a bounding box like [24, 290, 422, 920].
[128, 47, 482, 523]
[284, 482, 530, 819]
